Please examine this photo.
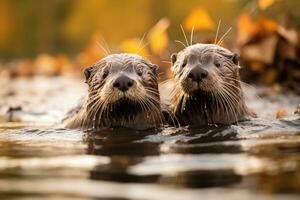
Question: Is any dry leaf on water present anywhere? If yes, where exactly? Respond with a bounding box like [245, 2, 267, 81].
[183, 7, 215, 32]
[34, 54, 59, 76]
[294, 105, 300, 115]
[276, 108, 288, 119]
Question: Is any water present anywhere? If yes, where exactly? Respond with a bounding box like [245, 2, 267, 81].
[0, 77, 300, 199]
[0, 118, 299, 200]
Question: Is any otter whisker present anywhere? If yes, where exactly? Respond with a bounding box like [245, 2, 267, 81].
[139, 96, 158, 125]
[211, 89, 220, 117]
[144, 88, 160, 96]
[180, 24, 190, 46]
[190, 25, 195, 45]
[137, 32, 148, 53]
[220, 81, 244, 121]
[137, 41, 150, 54]
[96, 41, 109, 56]
[134, 90, 160, 126]
[175, 40, 187, 48]
[143, 93, 164, 125]
[214, 20, 222, 44]
[162, 60, 172, 64]
[217, 27, 232, 46]
[221, 76, 262, 96]
[220, 82, 244, 106]
[91, 100, 105, 128]
[92, 92, 113, 128]
[101, 37, 112, 54]
[216, 91, 230, 123]
[219, 88, 239, 123]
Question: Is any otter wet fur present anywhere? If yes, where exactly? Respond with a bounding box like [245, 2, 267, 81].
[161, 43, 255, 126]
[63, 53, 162, 130]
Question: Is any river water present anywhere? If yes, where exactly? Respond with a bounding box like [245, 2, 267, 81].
[0, 77, 299, 200]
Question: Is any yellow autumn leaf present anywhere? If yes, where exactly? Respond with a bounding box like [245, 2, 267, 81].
[120, 38, 149, 58]
[259, 0, 275, 10]
[183, 7, 215, 31]
[237, 13, 259, 45]
[148, 18, 170, 55]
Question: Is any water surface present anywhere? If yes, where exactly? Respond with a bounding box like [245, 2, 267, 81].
[0, 77, 299, 200]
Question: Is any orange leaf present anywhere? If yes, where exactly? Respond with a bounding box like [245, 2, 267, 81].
[183, 7, 215, 31]
[237, 13, 259, 45]
[258, 15, 278, 32]
[120, 38, 149, 58]
[148, 18, 170, 55]
[276, 108, 288, 119]
[259, 0, 275, 10]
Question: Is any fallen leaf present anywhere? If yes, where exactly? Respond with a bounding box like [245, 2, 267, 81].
[34, 54, 59, 76]
[278, 26, 299, 46]
[55, 54, 75, 75]
[276, 108, 288, 119]
[183, 7, 215, 31]
[148, 18, 170, 55]
[242, 35, 278, 65]
[271, 83, 281, 93]
[294, 105, 300, 115]
[12, 59, 34, 77]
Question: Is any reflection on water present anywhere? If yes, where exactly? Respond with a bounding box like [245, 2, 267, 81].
[0, 118, 300, 199]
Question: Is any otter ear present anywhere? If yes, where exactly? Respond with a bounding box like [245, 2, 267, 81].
[171, 53, 177, 65]
[151, 64, 159, 76]
[231, 53, 240, 65]
[84, 67, 93, 83]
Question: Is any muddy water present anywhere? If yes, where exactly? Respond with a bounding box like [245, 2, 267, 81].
[0, 77, 300, 200]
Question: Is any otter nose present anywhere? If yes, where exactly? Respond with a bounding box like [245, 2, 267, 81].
[188, 67, 208, 82]
[113, 75, 134, 92]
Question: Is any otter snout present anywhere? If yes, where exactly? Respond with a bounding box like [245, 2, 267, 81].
[187, 67, 208, 82]
[113, 75, 135, 92]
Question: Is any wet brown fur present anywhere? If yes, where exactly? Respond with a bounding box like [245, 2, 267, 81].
[161, 43, 255, 126]
[63, 53, 162, 130]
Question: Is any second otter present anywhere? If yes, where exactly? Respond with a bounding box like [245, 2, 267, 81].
[162, 43, 255, 126]
[63, 53, 162, 130]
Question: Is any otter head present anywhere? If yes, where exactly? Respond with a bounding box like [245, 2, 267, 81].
[84, 53, 161, 129]
[171, 43, 240, 95]
[170, 43, 251, 125]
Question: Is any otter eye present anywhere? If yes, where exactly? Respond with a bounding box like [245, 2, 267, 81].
[182, 60, 187, 68]
[102, 69, 109, 79]
[137, 68, 143, 76]
[215, 62, 221, 68]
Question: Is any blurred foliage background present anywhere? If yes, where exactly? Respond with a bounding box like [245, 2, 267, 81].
[0, 0, 299, 91]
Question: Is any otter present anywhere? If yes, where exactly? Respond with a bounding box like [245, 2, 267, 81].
[63, 53, 162, 130]
[161, 43, 255, 126]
